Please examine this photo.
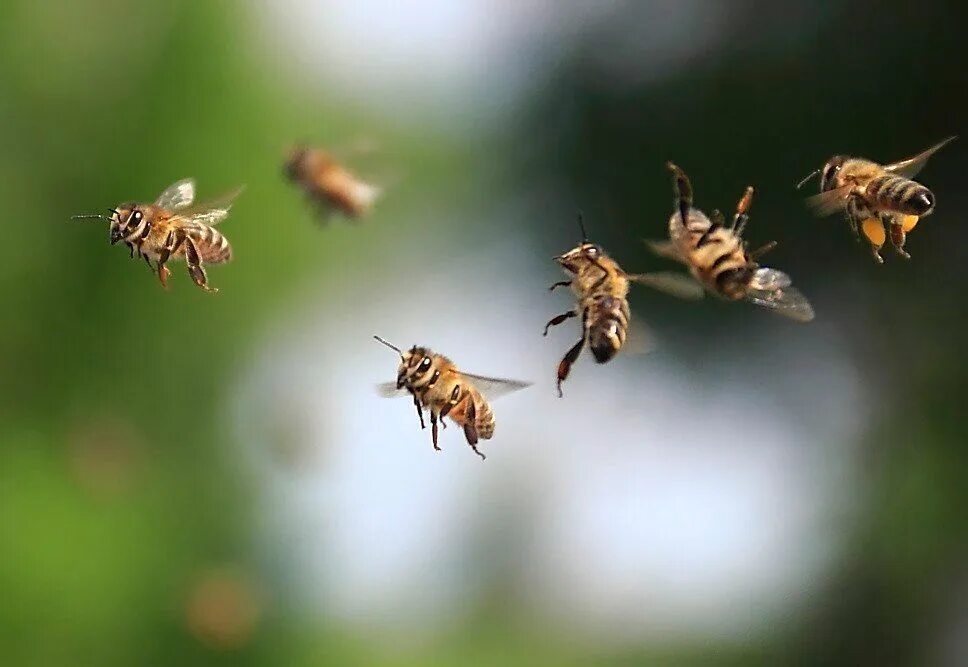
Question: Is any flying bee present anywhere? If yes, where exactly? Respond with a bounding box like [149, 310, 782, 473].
[72, 179, 242, 292]
[284, 145, 382, 221]
[373, 336, 530, 460]
[648, 163, 814, 322]
[797, 136, 956, 263]
[545, 213, 703, 397]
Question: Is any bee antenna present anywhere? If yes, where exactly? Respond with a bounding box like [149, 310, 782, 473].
[373, 335, 403, 355]
[577, 210, 589, 243]
[796, 169, 821, 191]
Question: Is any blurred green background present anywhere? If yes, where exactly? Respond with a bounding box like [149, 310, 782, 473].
[1, 1, 966, 665]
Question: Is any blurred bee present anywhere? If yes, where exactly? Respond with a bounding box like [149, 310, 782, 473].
[284, 145, 381, 221]
[648, 163, 814, 322]
[797, 137, 956, 263]
[72, 179, 242, 292]
[545, 214, 703, 397]
[373, 336, 530, 460]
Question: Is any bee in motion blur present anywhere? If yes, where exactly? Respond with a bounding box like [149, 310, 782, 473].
[797, 137, 956, 263]
[284, 145, 382, 221]
[647, 163, 814, 322]
[373, 336, 530, 460]
[546, 214, 703, 397]
[72, 179, 242, 292]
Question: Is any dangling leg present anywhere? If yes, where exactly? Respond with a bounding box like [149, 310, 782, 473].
[184, 235, 218, 292]
[888, 218, 911, 259]
[543, 310, 577, 336]
[557, 335, 586, 398]
[667, 162, 693, 229]
[462, 401, 485, 460]
[548, 280, 571, 291]
[731, 187, 755, 237]
[749, 241, 777, 261]
[844, 197, 862, 241]
[860, 216, 886, 264]
[429, 411, 441, 451]
[155, 230, 183, 289]
[411, 393, 426, 429]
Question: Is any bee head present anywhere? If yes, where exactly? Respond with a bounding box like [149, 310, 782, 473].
[397, 346, 434, 389]
[820, 156, 847, 192]
[555, 243, 603, 273]
[374, 336, 433, 390]
[283, 145, 308, 180]
[108, 204, 144, 245]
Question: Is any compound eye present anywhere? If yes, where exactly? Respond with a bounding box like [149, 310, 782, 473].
[127, 210, 143, 227]
[585, 245, 599, 257]
[418, 356, 432, 372]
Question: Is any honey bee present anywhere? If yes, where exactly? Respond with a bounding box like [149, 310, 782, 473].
[797, 137, 956, 263]
[545, 214, 703, 397]
[373, 336, 530, 460]
[648, 163, 814, 322]
[284, 145, 381, 220]
[72, 179, 242, 292]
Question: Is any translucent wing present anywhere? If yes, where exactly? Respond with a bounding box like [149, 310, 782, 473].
[645, 239, 685, 262]
[375, 382, 405, 398]
[885, 136, 956, 179]
[462, 374, 532, 401]
[804, 184, 853, 217]
[155, 179, 196, 211]
[746, 286, 815, 322]
[183, 186, 245, 226]
[749, 267, 792, 291]
[629, 271, 704, 300]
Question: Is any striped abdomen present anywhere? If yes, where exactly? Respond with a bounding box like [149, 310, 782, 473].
[864, 174, 935, 216]
[681, 219, 749, 301]
[187, 224, 232, 264]
[447, 389, 495, 440]
[585, 294, 630, 363]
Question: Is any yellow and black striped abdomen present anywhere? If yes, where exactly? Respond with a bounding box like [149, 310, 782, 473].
[683, 228, 749, 300]
[187, 224, 233, 264]
[585, 294, 630, 363]
[865, 175, 935, 216]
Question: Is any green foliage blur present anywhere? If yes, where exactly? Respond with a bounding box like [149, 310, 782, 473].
[0, 1, 965, 666]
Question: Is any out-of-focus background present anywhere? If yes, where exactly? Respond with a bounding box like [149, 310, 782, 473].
[1, 1, 966, 665]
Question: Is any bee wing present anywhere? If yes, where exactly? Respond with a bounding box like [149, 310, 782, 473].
[746, 286, 815, 322]
[154, 179, 196, 211]
[461, 374, 532, 401]
[804, 184, 854, 217]
[375, 382, 406, 398]
[645, 239, 685, 262]
[749, 267, 792, 291]
[182, 186, 245, 226]
[628, 271, 705, 300]
[885, 136, 956, 179]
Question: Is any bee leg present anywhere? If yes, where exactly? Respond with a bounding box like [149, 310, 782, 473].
[184, 236, 218, 293]
[888, 220, 911, 260]
[859, 217, 886, 264]
[667, 162, 693, 229]
[543, 310, 577, 336]
[141, 252, 153, 271]
[462, 401, 485, 460]
[429, 411, 441, 451]
[439, 386, 464, 429]
[749, 241, 777, 261]
[556, 336, 586, 398]
[155, 230, 183, 289]
[411, 394, 426, 429]
[845, 214, 859, 240]
[548, 280, 571, 291]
